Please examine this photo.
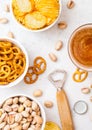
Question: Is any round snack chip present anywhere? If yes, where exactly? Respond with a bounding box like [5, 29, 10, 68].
[24, 11, 47, 29]
[16, 0, 34, 13]
[12, 0, 26, 16]
[44, 121, 60, 130]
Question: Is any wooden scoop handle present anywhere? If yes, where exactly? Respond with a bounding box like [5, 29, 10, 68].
[56, 90, 74, 130]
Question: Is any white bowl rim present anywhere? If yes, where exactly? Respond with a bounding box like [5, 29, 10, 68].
[10, 0, 62, 32]
[0, 94, 46, 130]
[0, 37, 29, 88]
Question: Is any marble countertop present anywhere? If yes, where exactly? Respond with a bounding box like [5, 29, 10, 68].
[0, 0, 92, 130]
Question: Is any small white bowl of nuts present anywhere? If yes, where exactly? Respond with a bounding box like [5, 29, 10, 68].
[0, 95, 46, 130]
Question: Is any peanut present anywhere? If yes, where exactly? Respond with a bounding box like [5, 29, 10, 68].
[28, 128, 34, 130]
[18, 105, 24, 113]
[0, 122, 6, 129]
[27, 116, 32, 122]
[55, 40, 63, 51]
[22, 111, 29, 118]
[4, 106, 12, 112]
[67, 0, 75, 9]
[22, 122, 30, 129]
[25, 107, 31, 112]
[24, 100, 32, 107]
[90, 96, 92, 102]
[49, 53, 57, 62]
[90, 85, 92, 89]
[81, 88, 90, 94]
[1, 113, 7, 121]
[36, 124, 41, 129]
[19, 96, 27, 103]
[7, 32, 14, 38]
[32, 101, 38, 111]
[0, 110, 2, 117]
[33, 89, 43, 97]
[32, 119, 36, 125]
[31, 111, 36, 117]
[21, 118, 27, 124]
[15, 113, 22, 122]
[0, 104, 2, 108]
[30, 125, 36, 129]
[4, 4, 10, 12]
[3, 125, 10, 130]
[44, 101, 53, 108]
[9, 112, 16, 116]
[12, 125, 22, 130]
[58, 21, 67, 29]
[12, 104, 18, 112]
[7, 115, 15, 124]
[0, 18, 9, 24]
[10, 123, 18, 129]
[13, 97, 19, 104]
[5, 98, 13, 105]
[34, 115, 43, 124]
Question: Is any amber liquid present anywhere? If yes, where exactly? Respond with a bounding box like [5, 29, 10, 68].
[70, 26, 92, 67]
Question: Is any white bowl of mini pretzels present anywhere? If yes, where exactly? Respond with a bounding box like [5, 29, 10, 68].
[0, 94, 46, 130]
[0, 38, 29, 88]
[11, 0, 62, 32]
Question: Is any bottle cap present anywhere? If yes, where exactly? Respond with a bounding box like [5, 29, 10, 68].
[73, 100, 88, 115]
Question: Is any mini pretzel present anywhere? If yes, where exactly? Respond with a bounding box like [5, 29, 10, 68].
[7, 70, 18, 83]
[0, 65, 11, 79]
[34, 56, 46, 74]
[0, 80, 8, 85]
[12, 46, 21, 55]
[15, 65, 25, 76]
[24, 66, 38, 84]
[0, 59, 6, 66]
[0, 47, 12, 54]
[6, 61, 13, 70]
[13, 55, 26, 68]
[0, 41, 12, 48]
[72, 68, 88, 82]
[0, 53, 14, 61]
[7, 75, 18, 83]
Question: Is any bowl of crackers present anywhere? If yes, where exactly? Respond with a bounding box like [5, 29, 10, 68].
[11, 0, 62, 32]
[0, 38, 29, 88]
[0, 94, 46, 130]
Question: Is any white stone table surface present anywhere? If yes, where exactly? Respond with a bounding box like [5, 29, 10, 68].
[0, 0, 92, 130]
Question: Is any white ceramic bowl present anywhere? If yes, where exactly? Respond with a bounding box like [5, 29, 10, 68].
[10, 0, 62, 32]
[0, 94, 46, 130]
[0, 37, 29, 88]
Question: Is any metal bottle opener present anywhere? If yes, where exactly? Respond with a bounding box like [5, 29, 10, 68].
[48, 70, 74, 130]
